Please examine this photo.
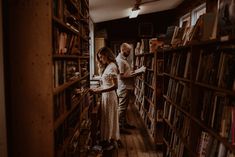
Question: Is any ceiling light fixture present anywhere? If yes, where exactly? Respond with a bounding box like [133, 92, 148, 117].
[129, 0, 161, 19]
[129, 7, 140, 18]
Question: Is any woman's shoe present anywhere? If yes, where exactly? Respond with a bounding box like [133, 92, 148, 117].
[102, 142, 114, 151]
[117, 140, 123, 148]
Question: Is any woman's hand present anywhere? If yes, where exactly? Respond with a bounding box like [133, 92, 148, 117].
[89, 87, 102, 94]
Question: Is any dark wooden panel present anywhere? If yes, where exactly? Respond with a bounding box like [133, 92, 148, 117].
[6, 0, 54, 157]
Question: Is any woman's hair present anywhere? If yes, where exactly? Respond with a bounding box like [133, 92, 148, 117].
[97, 46, 119, 74]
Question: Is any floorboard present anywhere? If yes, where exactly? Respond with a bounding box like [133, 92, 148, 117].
[103, 101, 163, 157]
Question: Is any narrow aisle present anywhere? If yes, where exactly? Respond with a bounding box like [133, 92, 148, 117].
[103, 103, 163, 157]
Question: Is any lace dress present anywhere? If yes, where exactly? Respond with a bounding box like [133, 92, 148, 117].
[100, 62, 120, 141]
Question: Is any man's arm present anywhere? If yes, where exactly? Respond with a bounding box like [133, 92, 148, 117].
[120, 66, 146, 79]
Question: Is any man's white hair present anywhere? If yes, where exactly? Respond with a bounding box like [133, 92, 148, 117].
[120, 43, 132, 51]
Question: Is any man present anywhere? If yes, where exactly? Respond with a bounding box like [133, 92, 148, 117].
[116, 43, 145, 133]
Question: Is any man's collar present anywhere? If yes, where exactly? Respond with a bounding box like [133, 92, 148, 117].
[119, 53, 127, 60]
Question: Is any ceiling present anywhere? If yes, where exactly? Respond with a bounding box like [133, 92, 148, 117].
[89, 0, 184, 23]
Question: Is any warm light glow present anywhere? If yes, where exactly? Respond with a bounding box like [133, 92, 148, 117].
[129, 8, 140, 18]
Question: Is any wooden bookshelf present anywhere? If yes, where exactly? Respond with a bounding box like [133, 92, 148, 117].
[162, 36, 235, 157]
[134, 38, 164, 145]
[6, 0, 92, 157]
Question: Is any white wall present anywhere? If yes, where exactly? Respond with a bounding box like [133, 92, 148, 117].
[0, 0, 8, 156]
[89, 18, 95, 78]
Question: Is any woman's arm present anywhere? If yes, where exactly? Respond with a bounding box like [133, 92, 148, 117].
[90, 75, 118, 94]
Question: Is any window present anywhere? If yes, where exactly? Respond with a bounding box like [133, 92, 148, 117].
[179, 12, 191, 27]
[179, 3, 206, 27]
[191, 3, 206, 25]
[89, 18, 95, 78]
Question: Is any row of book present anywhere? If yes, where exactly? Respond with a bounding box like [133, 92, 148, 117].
[198, 89, 235, 137]
[133, 1, 235, 56]
[79, 0, 89, 19]
[164, 51, 191, 79]
[165, 79, 191, 112]
[164, 79, 235, 142]
[145, 55, 154, 70]
[164, 125, 234, 157]
[68, 119, 92, 156]
[197, 130, 235, 157]
[80, 25, 89, 39]
[145, 70, 154, 87]
[80, 59, 89, 76]
[138, 103, 155, 137]
[53, 28, 80, 55]
[53, 60, 79, 88]
[163, 3, 235, 49]
[144, 85, 154, 103]
[164, 103, 191, 141]
[134, 81, 144, 107]
[135, 55, 144, 68]
[135, 38, 164, 55]
[53, 0, 88, 22]
[156, 59, 164, 75]
[54, 92, 91, 150]
[164, 124, 189, 157]
[53, 0, 90, 55]
[163, 91, 235, 156]
[135, 39, 150, 55]
[196, 49, 235, 91]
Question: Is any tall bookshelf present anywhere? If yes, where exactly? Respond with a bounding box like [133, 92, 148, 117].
[134, 38, 164, 145]
[162, 37, 235, 157]
[6, 0, 93, 157]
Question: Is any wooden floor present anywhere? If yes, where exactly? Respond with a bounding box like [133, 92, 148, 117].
[103, 103, 163, 157]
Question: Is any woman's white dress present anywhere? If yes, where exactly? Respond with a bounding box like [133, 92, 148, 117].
[100, 62, 120, 141]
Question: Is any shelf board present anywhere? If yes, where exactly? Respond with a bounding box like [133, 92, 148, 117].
[163, 137, 178, 156]
[53, 16, 80, 35]
[68, 0, 80, 12]
[83, 0, 89, 9]
[194, 81, 235, 96]
[156, 73, 164, 77]
[144, 52, 155, 56]
[56, 127, 81, 157]
[136, 76, 144, 81]
[134, 85, 142, 91]
[79, 18, 89, 25]
[146, 111, 155, 122]
[137, 110, 155, 144]
[135, 53, 145, 57]
[53, 74, 90, 95]
[190, 36, 235, 47]
[146, 68, 154, 72]
[163, 137, 171, 148]
[160, 45, 190, 53]
[144, 82, 154, 89]
[144, 96, 154, 106]
[163, 73, 191, 83]
[80, 35, 90, 41]
[189, 38, 219, 47]
[53, 54, 79, 59]
[158, 35, 235, 53]
[79, 55, 90, 59]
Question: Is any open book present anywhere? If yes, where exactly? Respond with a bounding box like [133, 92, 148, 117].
[129, 66, 146, 77]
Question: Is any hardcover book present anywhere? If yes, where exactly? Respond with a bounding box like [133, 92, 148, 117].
[218, 0, 235, 36]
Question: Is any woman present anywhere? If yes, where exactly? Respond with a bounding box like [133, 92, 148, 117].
[90, 47, 120, 150]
